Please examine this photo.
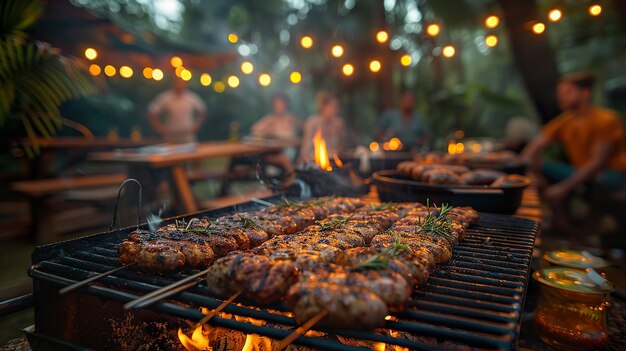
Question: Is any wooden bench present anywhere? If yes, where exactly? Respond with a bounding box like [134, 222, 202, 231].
[11, 173, 127, 243]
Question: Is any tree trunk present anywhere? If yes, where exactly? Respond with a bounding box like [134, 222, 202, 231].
[498, 0, 561, 123]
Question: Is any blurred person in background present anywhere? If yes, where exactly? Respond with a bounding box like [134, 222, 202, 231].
[503, 116, 538, 154]
[251, 94, 301, 140]
[148, 79, 206, 144]
[376, 90, 430, 150]
[300, 91, 346, 163]
[522, 72, 626, 230]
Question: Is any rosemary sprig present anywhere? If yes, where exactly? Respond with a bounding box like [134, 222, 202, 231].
[316, 214, 354, 230]
[350, 254, 389, 271]
[386, 235, 413, 255]
[416, 202, 454, 238]
[368, 202, 397, 212]
[186, 227, 219, 235]
[237, 215, 261, 229]
[278, 198, 310, 209]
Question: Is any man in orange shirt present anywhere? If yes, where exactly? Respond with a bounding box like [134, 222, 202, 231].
[522, 72, 626, 230]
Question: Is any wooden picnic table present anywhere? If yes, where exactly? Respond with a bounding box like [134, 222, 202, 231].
[89, 141, 289, 215]
[16, 137, 159, 178]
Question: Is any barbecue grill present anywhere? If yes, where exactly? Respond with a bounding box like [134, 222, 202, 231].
[27, 196, 539, 351]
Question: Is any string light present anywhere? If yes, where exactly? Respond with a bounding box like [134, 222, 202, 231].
[532, 22, 546, 34]
[119, 66, 133, 78]
[170, 56, 183, 68]
[369, 60, 381, 73]
[241, 61, 254, 74]
[376, 30, 389, 43]
[228, 33, 239, 43]
[485, 15, 500, 29]
[175, 66, 185, 77]
[180, 69, 192, 81]
[152, 69, 163, 81]
[88, 64, 101, 76]
[300, 36, 313, 49]
[485, 35, 498, 47]
[369, 142, 380, 152]
[331, 45, 344, 58]
[142, 67, 153, 79]
[400, 54, 412, 66]
[548, 9, 562, 22]
[104, 65, 116, 77]
[213, 81, 225, 93]
[442, 45, 456, 58]
[290, 71, 302, 84]
[84, 48, 98, 60]
[426, 23, 440, 37]
[227, 75, 240, 88]
[589, 4, 602, 16]
[200, 73, 212, 86]
[342, 63, 354, 76]
[259, 73, 271, 86]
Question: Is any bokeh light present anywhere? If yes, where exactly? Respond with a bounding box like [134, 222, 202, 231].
[376, 30, 389, 43]
[400, 54, 412, 66]
[532, 22, 545, 34]
[142, 67, 153, 79]
[84, 48, 98, 60]
[259, 73, 271, 86]
[200, 73, 212, 86]
[227, 75, 240, 88]
[241, 61, 254, 74]
[369, 60, 382, 73]
[104, 65, 116, 77]
[442, 45, 456, 58]
[426, 24, 440, 37]
[290, 71, 302, 84]
[331, 45, 344, 58]
[170, 56, 183, 68]
[485, 35, 498, 47]
[180, 69, 192, 81]
[485, 15, 500, 29]
[119, 66, 133, 78]
[300, 36, 313, 49]
[88, 64, 101, 76]
[589, 4, 602, 16]
[228, 33, 239, 43]
[213, 81, 225, 93]
[342, 63, 354, 76]
[548, 9, 562, 22]
[151, 69, 163, 81]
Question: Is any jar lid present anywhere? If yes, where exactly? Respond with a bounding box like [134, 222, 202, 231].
[533, 267, 615, 294]
[543, 249, 610, 269]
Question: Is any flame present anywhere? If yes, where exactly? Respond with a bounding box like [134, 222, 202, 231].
[313, 129, 332, 171]
[333, 154, 344, 167]
[178, 326, 210, 351]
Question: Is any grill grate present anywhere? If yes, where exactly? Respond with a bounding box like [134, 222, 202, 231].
[29, 204, 539, 351]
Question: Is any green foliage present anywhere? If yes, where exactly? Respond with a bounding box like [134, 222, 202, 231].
[0, 0, 96, 155]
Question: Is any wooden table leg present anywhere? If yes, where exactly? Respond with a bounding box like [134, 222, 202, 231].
[169, 165, 198, 214]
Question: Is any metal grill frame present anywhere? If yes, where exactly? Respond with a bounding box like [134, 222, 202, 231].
[29, 197, 539, 351]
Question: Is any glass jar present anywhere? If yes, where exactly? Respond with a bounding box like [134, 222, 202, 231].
[542, 249, 610, 270]
[533, 267, 613, 350]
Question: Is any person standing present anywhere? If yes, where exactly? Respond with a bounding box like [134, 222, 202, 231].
[376, 90, 430, 149]
[148, 79, 206, 144]
[300, 91, 346, 163]
[522, 72, 626, 230]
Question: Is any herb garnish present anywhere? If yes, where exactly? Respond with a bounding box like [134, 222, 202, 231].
[416, 202, 454, 238]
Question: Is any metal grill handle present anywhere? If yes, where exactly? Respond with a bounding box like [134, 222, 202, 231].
[110, 178, 143, 232]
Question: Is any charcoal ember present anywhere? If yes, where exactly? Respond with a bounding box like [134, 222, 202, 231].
[261, 323, 324, 351]
[209, 328, 246, 351]
[110, 314, 184, 351]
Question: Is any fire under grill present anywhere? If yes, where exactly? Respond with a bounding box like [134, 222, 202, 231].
[28, 198, 539, 351]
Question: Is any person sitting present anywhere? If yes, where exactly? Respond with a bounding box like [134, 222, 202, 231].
[148, 79, 206, 144]
[376, 90, 430, 149]
[300, 91, 346, 163]
[522, 72, 626, 231]
[251, 94, 301, 141]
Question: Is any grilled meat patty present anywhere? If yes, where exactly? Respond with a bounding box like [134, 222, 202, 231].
[119, 229, 216, 270]
[205, 253, 299, 303]
[286, 282, 389, 329]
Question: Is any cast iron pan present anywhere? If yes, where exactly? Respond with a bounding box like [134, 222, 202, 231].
[373, 170, 530, 214]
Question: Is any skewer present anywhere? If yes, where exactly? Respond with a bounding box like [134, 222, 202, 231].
[251, 198, 275, 207]
[59, 263, 136, 295]
[276, 310, 329, 351]
[194, 290, 243, 327]
[124, 268, 211, 310]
